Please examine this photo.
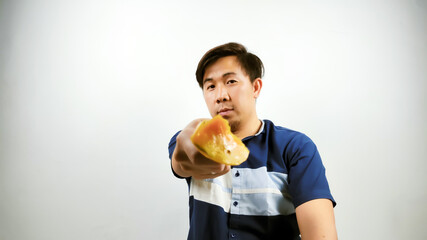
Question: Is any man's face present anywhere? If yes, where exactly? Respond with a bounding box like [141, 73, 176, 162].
[202, 56, 261, 132]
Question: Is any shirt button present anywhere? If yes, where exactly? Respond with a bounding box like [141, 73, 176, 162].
[235, 171, 240, 177]
[233, 201, 238, 206]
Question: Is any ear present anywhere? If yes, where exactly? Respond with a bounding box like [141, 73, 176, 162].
[252, 78, 262, 99]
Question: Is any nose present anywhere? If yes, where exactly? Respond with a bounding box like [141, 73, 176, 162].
[215, 85, 230, 103]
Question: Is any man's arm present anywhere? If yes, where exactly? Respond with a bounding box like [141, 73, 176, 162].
[295, 199, 337, 240]
[171, 118, 230, 179]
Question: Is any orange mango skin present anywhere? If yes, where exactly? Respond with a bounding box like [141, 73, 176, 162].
[191, 115, 249, 166]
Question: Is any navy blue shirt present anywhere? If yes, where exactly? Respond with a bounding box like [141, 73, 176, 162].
[168, 119, 335, 240]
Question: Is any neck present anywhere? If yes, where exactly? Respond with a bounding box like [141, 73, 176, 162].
[233, 115, 262, 139]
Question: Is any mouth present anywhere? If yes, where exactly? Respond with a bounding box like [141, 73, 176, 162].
[218, 108, 234, 117]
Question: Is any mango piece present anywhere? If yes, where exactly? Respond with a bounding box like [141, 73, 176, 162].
[191, 115, 249, 166]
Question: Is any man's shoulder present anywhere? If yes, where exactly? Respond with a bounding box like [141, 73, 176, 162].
[263, 119, 307, 138]
[262, 119, 315, 148]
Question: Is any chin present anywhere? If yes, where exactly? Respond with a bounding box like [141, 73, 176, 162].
[228, 119, 240, 133]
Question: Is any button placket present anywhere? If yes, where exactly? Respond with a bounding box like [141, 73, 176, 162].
[230, 168, 241, 215]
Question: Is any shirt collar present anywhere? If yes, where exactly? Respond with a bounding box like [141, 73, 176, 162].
[254, 119, 265, 136]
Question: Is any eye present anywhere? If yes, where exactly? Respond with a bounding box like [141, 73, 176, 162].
[206, 84, 215, 90]
[227, 80, 237, 84]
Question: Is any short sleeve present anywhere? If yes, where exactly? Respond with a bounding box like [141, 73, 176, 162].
[285, 134, 336, 208]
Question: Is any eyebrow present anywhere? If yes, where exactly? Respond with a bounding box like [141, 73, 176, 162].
[203, 72, 237, 85]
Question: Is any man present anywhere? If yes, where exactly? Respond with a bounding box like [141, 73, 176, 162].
[168, 42, 337, 240]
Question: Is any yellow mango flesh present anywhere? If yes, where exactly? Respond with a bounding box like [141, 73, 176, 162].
[191, 115, 249, 166]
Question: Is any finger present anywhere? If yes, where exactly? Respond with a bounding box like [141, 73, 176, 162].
[199, 166, 231, 179]
[193, 171, 228, 180]
[188, 118, 209, 129]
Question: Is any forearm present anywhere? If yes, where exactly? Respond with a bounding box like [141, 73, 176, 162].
[171, 150, 191, 178]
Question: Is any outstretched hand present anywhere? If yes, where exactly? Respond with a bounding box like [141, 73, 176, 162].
[172, 119, 231, 179]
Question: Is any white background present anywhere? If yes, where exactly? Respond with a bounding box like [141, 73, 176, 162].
[1, 0, 426, 239]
